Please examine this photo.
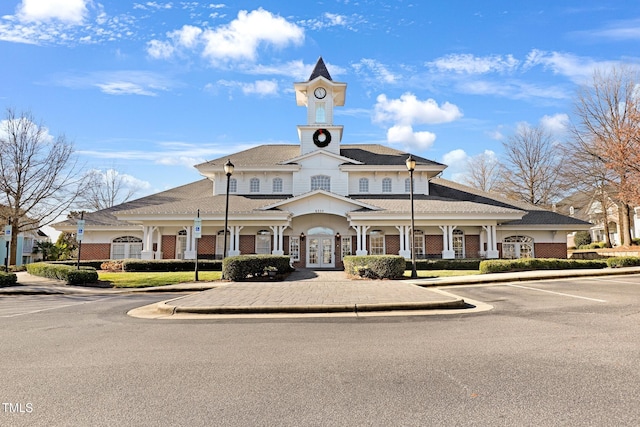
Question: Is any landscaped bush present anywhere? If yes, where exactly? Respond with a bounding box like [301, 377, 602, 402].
[121, 259, 223, 272]
[344, 255, 406, 279]
[0, 271, 17, 287]
[574, 231, 592, 248]
[479, 258, 608, 274]
[49, 260, 111, 270]
[409, 259, 482, 271]
[26, 262, 98, 285]
[222, 255, 293, 281]
[606, 256, 640, 268]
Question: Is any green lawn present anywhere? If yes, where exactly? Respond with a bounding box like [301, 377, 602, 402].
[98, 271, 222, 288]
[98, 269, 479, 288]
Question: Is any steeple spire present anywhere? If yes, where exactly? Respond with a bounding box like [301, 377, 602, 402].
[308, 56, 332, 81]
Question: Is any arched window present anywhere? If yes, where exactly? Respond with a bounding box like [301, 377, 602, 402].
[569, 206, 575, 216]
[229, 178, 237, 193]
[256, 230, 271, 254]
[405, 178, 412, 193]
[311, 175, 330, 191]
[315, 103, 326, 123]
[250, 178, 260, 193]
[272, 177, 283, 193]
[452, 229, 465, 259]
[359, 178, 369, 193]
[111, 236, 142, 260]
[502, 235, 534, 259]
[369, 230, 385, 255]
[382, 177, 392, 192]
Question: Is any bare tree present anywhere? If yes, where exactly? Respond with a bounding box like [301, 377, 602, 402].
[570, 65, 640, 246]
[0, 108, 82, 265]
[462, 150, 501, 192]
[78, 168, 141, 211]
[497, 123, 565, 207]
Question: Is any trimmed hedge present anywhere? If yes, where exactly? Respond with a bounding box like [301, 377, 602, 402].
[344, 255, 406, 279]
[479, 258, 608, 274]
[408, 259, 482, 271]
[26, 262, 99, 286]
[0, 271, 17, 287]
[49, 260, 111, 270]
[606, 256, 640, 268]
[122, 259, 223, 272]
[222, 255, 293, 281]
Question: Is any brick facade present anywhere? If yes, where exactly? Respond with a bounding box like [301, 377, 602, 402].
[426, 235, 443, 256]
[385, 235, 400, 257]
[239, 235, 256, 254]
[534, 243, 567, 259]
[199, 235, 215, 256]
[80, 243, 110, 260]
[465, 235, 480, 259]
[161, 235, 176, 260]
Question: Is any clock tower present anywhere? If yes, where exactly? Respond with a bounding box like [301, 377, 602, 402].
[294, 57, 346, 156]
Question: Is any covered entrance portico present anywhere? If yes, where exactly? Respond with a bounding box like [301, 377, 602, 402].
[306, 227, 335, 268]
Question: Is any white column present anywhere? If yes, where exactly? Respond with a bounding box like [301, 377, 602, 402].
[440, 225, 455, 259]
[154, 227, 163, 259]
[479, 226, 486, 258]
[483, 225, 499, 258]
[228, 225, 243, 256]
[184, 226, 196, 259]
[141, 226, 156, 260]
[352, 225, 370, 256]
[396, 225, 410, 259]
[270, 225, 287, 255]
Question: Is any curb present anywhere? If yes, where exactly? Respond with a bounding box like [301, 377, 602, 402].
[156, 298, 467, 315]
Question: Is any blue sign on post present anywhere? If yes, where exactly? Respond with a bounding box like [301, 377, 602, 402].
[76, 220, 85, 242]
[194, 218, 202, 239]
[4, 225, 11, 241]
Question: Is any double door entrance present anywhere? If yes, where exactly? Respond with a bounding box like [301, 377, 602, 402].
[306, 234, 334, 268]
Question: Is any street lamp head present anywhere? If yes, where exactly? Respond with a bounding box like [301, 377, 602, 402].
[405, 155, 416, 172]
[224, 159, 234, 176]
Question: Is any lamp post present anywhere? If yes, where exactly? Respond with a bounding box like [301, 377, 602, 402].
[222, 159, 234, 278]
[76, 211, 85, 270]
[406, 155, 418, 279]
[4, 217, 11, 271]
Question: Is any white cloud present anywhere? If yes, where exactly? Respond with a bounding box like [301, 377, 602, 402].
[374, 93, 463, 125]
[428, 53, 520, 74]
[146, 39, 175, 59]
[442, 149, 469, 167]
[352, 59, 399, 84]
[54, 70, 173, 96]
[94, 82, 158, 96]
[241, 80, 278, 96]
[540, 113, 569, 134]
[201, 8, 304, 65]
[387, 125, 436, 150]
[17, 0, 88, 24]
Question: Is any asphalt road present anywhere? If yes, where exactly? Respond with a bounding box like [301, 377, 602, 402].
[1, 275, 640, 426]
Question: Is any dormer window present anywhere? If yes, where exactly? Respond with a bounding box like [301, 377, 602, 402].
[311, 175, 330, 191]
[250, 178, 260, 193]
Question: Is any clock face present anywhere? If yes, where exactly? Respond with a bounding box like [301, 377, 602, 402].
[314, 87, 326, 99]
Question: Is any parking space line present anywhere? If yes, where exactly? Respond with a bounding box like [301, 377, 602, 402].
[1, 296, 117, 318]
[506, 284, 607, 302]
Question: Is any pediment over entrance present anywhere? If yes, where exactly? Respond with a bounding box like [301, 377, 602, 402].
[260, 190, 379, 218]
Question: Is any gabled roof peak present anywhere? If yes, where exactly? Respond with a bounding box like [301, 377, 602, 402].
[309, 56, 332, 81]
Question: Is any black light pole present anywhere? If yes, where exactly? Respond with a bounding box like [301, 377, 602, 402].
[406, 155, 418, 279]
[4, 217, 10, 271]
[222, 159, 234, 278]
[195, 209, 200, 282]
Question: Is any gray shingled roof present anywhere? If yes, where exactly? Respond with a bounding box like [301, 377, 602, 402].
[53, 179, 214, 228]
[429, 178, 591, 226]
[196, 144, 443, 169]
[352, 195, 524, 215]
[308, 56, 332, 81]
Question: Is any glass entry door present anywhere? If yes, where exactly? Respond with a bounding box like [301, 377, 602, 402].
[307, 235, 334, 268]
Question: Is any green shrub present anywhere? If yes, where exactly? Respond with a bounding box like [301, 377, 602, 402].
[606, 256, 640, 268]
[344, 255, 406, 279]
[49, 260, 110, 270]
[123, 259, 223, 272]
[479, 258, 608, 274]
[222, 255, 293, 281]
[26, 262, 98, 285]
[632, 238, 640, 246]
[0, 271, 17, 287]
[574, 231, 592, 248]
[409, 259, 482, 271]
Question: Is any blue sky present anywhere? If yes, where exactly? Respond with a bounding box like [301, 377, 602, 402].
[2, 0, 640, 198]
